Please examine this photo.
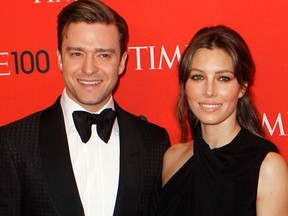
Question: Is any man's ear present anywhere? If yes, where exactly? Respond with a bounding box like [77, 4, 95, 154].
[239, 82, 248, 98]
[57, 49, 63, 71]
[118, 52, 128, 75]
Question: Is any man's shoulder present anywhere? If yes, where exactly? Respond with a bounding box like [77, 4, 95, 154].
[115, 104, 170, 147]
[2, 111, 43, 127]
[1, 97, 61, 133]
[0, 111, 43, 136]
[116, 103, 165, 131]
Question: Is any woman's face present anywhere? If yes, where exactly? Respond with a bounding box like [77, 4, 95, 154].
[185, 48, 245, 127]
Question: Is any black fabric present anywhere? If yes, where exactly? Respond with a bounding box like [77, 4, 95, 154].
[72, 108, 116, 143]
[0, 98, 170, 216]
[154, 126, 278, 216]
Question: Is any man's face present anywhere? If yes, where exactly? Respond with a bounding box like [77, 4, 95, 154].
[58, 22, 127, 112]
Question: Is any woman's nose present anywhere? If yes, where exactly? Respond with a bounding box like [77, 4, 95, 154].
[204, 80, 216, 97]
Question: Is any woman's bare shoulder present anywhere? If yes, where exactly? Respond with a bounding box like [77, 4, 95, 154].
[162, 141, 194, 186]
[257, 152, 288, 215]
[165, 141, 192, 157]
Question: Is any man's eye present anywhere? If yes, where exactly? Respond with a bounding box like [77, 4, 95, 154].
[71, 52, 81, 57]
[99, 53, 110, 58]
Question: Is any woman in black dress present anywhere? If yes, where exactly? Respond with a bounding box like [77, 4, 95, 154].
[155, 25, 288, 216]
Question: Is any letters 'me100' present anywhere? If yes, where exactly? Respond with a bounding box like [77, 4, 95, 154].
[0, 50, 50, 76]
[0, 52, 10, 76]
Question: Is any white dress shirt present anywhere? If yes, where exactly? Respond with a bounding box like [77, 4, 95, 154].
[60, 89, 120, 216]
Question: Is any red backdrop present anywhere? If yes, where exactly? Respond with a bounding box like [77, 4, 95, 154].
[1, 0, 287, 160]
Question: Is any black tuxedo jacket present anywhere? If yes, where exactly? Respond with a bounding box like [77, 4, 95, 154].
[0, 98, 170, 216]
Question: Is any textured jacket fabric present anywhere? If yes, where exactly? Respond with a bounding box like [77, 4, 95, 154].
[0, 98, 170, 216]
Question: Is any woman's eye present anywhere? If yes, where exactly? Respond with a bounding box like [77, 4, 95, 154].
[219, 76, 231, 81]
[191, 75, 203, 80]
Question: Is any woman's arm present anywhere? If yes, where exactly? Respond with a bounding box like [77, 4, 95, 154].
[257, 152, 288, 216]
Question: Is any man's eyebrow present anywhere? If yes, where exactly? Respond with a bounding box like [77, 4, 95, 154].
[66, 46, 84, 51]
[66, 46, 115, 53]
[95, 48, 115, 53]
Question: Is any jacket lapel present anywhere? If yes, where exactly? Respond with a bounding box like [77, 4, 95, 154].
[39, 98, 85, 216]
[113, 102, 143, 216]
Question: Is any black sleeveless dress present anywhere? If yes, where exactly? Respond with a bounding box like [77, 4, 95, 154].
[153, 127, 278, 216]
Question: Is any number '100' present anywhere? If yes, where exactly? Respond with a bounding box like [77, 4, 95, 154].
[11, 50, 50, 74]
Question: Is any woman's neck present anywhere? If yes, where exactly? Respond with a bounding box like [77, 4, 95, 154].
[200, 122, 241, 149]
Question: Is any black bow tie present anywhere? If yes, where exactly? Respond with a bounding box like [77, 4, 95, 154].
[72, 108, 116, 143]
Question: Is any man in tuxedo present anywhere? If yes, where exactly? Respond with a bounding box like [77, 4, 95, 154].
[0, 0, 170, 215]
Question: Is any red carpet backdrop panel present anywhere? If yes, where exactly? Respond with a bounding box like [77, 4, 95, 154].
[0, 0, 287, 160]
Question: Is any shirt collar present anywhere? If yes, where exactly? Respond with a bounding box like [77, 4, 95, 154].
[60, 88, 118, 135]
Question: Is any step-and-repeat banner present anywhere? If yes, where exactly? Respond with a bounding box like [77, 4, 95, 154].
[1, 0, 287, 160]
